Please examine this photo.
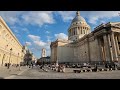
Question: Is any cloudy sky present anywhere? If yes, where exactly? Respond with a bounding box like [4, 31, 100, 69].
[0, 11, 120, 59]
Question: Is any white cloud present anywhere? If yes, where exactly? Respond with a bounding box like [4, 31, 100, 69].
[28, 34, 40, 41]
[25, 42, 32, 46]
[1, 11, 120, 26]
[57, 11, 75, 22]
[57, 11, 120, 25]
[0, 11, 24, 25]
[34, 41, 46, 47]
[45, 31, 50, 34]
[27, 34, 51, 56]
[81, 11, 120, 24]
[21, 11, 55, 26]
[22, 28, 29, 34]
[0, 11, 55, 27]
[55, 33, 68, 40]
[46, 36, 52, 42]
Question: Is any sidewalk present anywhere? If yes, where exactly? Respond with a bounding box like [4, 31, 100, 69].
[0, 66, 29, 79]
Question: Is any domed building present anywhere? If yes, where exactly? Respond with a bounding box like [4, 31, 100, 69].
[68, 11, 91, 41]
[50, 11, 120, 65]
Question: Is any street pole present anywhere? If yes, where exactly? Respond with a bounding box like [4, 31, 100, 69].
[1, 54, 5, 66]
[8, 48, 12, 69]
[17, 53, 19, 65]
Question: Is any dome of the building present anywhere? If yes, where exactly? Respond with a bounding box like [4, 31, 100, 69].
[68, 11, 91, 42]
[72, 15, 86, 23]
[72, 11, 86, 23]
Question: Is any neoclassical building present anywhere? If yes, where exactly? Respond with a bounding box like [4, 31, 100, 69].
[50, 11, 120, 64]
[0, 16, 26, 66]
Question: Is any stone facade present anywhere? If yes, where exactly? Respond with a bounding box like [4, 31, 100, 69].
[0, 16, 25, 66]
[50, 11, 120, 65]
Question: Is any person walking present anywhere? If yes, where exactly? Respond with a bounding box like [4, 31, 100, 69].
[19, 64, 21, 71]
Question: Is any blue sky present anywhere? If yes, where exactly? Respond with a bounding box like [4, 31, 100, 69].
[0, 11, 120, 59]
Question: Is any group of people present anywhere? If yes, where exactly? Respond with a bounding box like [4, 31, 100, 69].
[57, 64, 65, 72]
[105, 62, 119, 69]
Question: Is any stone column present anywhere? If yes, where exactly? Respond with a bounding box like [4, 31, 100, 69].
[97, 38, 102, 62]
[115, 36, 120, 55]
[103, 34, 111, 62]
[110, 32, 118, 61]
[75, 28, 77, 35]
[77, 27, 79, 35]
[108, 34, 113, 61]
[81, 27, 83, 34]
[99, 38, 105, 63]
[75, 27, 77, 35]
[118, 34, 120, 42]
[72, 29, 73, 36]
[87, 38, 91, 63]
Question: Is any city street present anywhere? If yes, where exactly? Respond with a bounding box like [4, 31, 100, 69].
[2, 66, 120, 79]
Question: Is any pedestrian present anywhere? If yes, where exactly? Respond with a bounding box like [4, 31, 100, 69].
[105, 63, 108, 68]
[31, 62, 33, 69]
[58, 65, 60, 72]
[62, 65, 65, 73]
[94, 64, 97, 72]
[19, 64, 21, 71]
[109, 64, 112, 70]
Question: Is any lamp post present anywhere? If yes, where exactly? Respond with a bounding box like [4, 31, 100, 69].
[8, 48, 12, 69]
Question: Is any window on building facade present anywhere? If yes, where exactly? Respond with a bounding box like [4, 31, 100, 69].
[74, 30, 75, 35]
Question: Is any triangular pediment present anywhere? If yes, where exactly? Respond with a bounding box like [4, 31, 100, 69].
[111, 23, 120, 29]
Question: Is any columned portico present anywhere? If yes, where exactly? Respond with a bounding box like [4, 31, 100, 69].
[103, 34, 111, 62]
[115, 35, 119, 55]
[97, 38, 102, 62]
[110, 32, 118, 61]
[108, 34, 113, 61]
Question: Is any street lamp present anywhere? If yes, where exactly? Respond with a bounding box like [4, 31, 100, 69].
[8, 48, 12, 69]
